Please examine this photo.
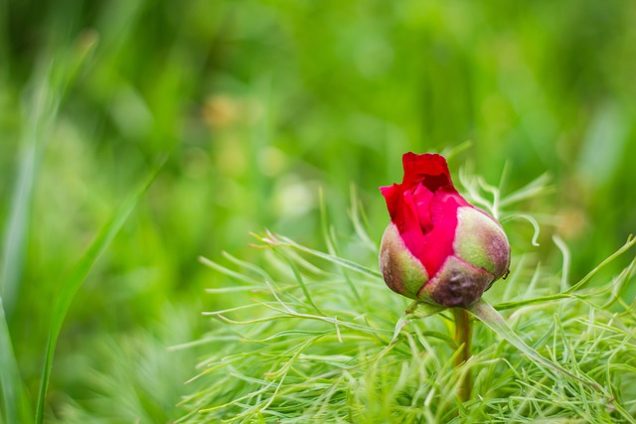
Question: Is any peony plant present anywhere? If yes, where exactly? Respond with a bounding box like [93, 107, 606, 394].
[377, 152, 604, 402]
[187, 149, 633, 420]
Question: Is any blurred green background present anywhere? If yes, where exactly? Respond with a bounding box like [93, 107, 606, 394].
[1, 0, 635, 421]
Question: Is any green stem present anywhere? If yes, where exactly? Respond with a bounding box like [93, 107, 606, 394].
[452, 307, 472, 401]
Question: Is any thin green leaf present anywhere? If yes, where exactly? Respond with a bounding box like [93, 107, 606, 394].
[441, 140, 473, 160]
[494, 236, 636, 311]
[553, 235, 571, 292]
[0, 38, 97, 315]
[0, 298, 31, 423]
[34, 161, 163, 423]
[0, 67, 59, 315]
[566, 235, 636, 293]
[468, 299, 603, 393]
[498, 173, 553, 208]
[348, 184, 377, 253]
[277, 251, 323, 315]
[500, 214, 541, 247]
[494, 293, 576, 311]
[320, 188, 362, 302]
[407, 300, 444, 318]
[257, 232, 382, 279]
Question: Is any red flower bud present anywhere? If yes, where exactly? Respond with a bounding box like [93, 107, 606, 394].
[379, 153, 510, 307]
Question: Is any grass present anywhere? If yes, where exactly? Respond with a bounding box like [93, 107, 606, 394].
[178, 172, 636, 422]
[35, 161, 163, 423]
[0, 296, 30, 423]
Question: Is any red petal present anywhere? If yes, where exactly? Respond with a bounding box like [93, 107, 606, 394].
[380, 184, 421, 235]
[402, 152, 453, 190]
[380, 152, 469, 278]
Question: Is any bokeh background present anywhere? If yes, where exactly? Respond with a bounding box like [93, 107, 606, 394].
[1, 0, 635, 421]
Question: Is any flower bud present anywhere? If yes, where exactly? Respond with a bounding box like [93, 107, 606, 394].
[379, 153, 510, 307]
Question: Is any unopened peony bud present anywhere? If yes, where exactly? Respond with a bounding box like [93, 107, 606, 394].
[379, 153, 510, 307]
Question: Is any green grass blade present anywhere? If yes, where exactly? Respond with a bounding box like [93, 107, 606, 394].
[34, 162, 163, 423]
[0, 67, 59, 315]
[0, 298, 31, 423]
[0, 141, 39, 315]
[1, 38, 97, 315]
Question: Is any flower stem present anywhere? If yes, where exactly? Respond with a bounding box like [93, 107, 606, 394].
[452, 307, 472, 402]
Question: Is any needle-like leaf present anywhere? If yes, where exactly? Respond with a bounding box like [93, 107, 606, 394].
[34, 161, 164, 423]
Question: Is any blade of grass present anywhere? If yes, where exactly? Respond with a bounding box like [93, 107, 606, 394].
[0, 36, 97, 315]
[34, 161, 164, 423]
[0, 66, 59, 315]
[1, 37, 98, 424]
[0, 298, 32, 423]
[0, 137, 39, 315]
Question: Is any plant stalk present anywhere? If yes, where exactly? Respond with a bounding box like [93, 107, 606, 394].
[453, 307, 472, 401]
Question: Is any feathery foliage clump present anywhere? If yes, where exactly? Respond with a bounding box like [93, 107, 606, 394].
[179, 171, 636, 422]
[53, 307, 203, 424]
